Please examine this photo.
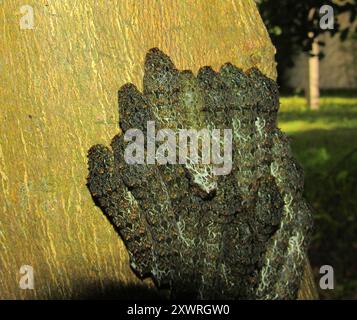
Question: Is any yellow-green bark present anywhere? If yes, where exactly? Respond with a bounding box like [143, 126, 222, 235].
[0, 0, 316, 299]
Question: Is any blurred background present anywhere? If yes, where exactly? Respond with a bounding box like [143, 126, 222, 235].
[257, 0, 357, 299]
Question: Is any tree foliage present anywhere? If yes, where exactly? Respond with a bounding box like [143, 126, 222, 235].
[257, 0, 357, 87]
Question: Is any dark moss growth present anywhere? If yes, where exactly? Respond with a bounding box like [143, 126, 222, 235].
[87, 48, 313, 299]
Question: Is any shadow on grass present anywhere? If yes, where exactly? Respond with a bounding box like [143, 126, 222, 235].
[286, 128, 357, 300]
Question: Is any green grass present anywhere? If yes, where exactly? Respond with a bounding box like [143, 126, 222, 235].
[278, 95, 357, 300]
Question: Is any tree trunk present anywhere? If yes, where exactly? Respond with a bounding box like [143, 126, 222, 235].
[307, 39, 320, 110]
[0, 0, 317, 299]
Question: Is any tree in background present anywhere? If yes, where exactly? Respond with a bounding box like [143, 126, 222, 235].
[257, 0, 357, 109]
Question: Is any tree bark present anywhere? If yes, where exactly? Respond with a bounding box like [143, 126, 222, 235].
[0, 0, 316, 299]
[307, 39, 320, 110]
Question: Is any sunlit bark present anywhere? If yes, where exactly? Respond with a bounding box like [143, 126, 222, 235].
[0, 0, 316, 299]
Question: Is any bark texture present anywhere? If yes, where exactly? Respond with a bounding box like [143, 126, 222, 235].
[0, 0, 316, 299]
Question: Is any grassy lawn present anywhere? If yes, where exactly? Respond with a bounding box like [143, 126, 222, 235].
[278, 95, 357, 299]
